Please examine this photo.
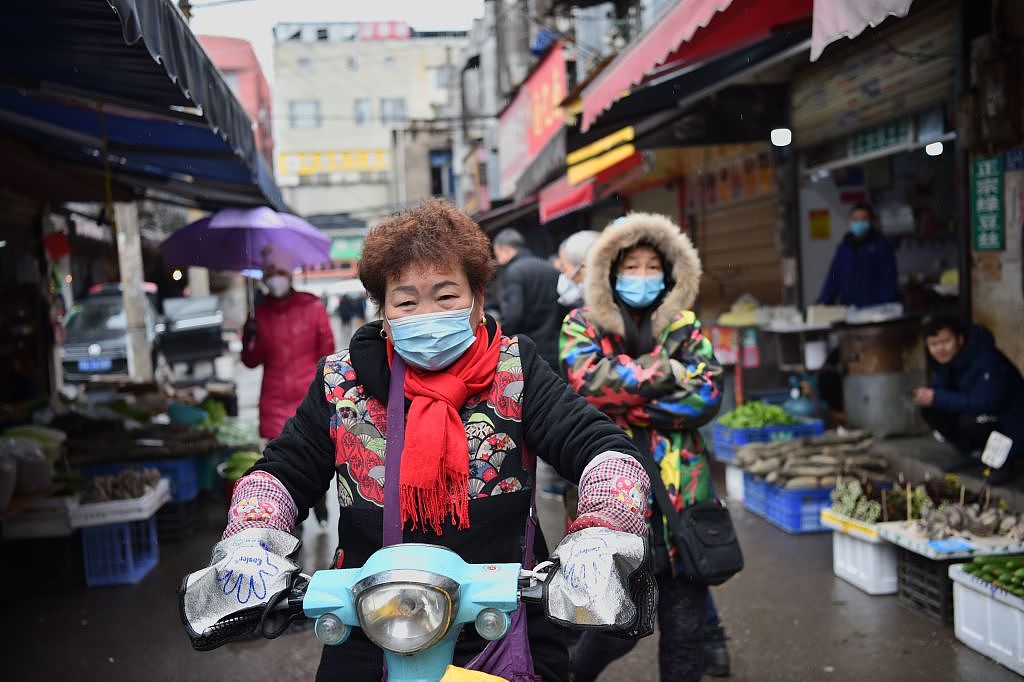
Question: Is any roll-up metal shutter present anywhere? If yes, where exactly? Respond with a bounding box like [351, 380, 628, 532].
[692, 192, 783, 318]
[791, 0, 955, 149]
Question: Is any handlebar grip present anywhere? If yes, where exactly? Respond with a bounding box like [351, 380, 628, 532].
[190, 607, 264, 652]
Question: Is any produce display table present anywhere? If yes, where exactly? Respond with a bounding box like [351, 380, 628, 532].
[0, 487, 73, 539]
[876, 521, 1024, 623]
[69, 478, 170, 528]
[0, 484, 63, 523]
[876, 521, 1024, 560]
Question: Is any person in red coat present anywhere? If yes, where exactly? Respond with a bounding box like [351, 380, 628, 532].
[242, 264, 335, 440]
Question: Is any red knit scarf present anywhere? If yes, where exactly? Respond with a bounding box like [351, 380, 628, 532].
[389, 323, 501, 534]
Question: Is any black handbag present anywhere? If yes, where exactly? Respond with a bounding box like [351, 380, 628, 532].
[633, 430, 744, 585]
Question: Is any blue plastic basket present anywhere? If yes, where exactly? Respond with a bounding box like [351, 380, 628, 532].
[81, 517, 159, 587]
[742, 473, 771, 518]
[764, 486, 833, 534]
[82, 458, 199, 503]
[712, 419, 825, 464]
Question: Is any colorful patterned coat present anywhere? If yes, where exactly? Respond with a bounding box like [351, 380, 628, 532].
[559, 211, 723, 564]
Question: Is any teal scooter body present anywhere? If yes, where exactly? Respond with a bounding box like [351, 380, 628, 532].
[303, 543, 522, 682]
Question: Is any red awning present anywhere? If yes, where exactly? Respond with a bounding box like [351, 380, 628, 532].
[540, 176, 594, 225]
[580, 0, 811, 132]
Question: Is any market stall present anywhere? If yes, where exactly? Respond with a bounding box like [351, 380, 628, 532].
[0, 379, 260, 587]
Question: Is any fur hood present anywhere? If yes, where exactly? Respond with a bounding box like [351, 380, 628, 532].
[583, 212, 702, 338]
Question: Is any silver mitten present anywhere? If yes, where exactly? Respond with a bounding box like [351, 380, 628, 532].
[545, 527, 650, 630]
[180, 528, 301, 645]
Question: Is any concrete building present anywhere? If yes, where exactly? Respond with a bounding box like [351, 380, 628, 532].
[198, 35, 274, 168]
[272, 22, 467, 220]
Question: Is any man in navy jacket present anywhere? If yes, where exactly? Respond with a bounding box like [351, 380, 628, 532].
[818, 203, 899, 308]
[913, 316, 1024, 482]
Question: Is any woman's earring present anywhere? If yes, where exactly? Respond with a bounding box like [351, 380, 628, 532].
[379, 327, 388, 339]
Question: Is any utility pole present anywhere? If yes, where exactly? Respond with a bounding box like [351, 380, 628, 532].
[114, 202, 155, 382]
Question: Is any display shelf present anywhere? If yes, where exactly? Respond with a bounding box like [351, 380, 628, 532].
[820, 508, 882, 542]
[0, 485, 63, 522]
[69, 479, 170, 528]
[876, 521, 1024, 560]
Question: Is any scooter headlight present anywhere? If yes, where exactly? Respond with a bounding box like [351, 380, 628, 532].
[354, 572, 458, 655]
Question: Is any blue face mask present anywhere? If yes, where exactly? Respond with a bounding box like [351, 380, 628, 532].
[615, 274, 665, 309]
[849, 220, 871, 237]
[387, 304, 477, 371]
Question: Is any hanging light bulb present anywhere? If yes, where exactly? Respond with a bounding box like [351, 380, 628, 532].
[770, 128, 793, 147]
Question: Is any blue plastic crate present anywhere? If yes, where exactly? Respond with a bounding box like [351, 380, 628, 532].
[712, 419, 825, 463]
[82, 458, 199, 503]
[742, 473, 771, 518]
[81, 517, 159, 587]
[765, 486, 833, 534]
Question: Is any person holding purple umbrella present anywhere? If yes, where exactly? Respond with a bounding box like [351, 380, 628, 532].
[242, 249, 335, 443]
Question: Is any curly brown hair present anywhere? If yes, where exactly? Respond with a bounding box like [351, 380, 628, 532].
[359, 198, 496, 305]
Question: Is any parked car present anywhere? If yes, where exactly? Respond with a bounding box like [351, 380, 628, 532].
[61, 284, 224, 382]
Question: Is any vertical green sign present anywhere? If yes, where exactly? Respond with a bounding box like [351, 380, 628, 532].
[971, 155, 1004, 251]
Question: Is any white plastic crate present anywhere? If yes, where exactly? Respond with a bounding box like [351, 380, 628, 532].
[950, 564, 1024, 676]
[69, 479, 170, 528]
[725, 464, 744, 502]
[832, 529, 898, 595]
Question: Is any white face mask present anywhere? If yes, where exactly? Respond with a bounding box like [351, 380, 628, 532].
[265, 275, 290, 298]
[556, 271, 583, 307]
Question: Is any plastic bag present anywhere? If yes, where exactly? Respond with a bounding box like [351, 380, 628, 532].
[0, 438, 53, 495]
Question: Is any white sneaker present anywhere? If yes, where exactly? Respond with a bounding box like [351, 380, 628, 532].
[932, 430, 946, 443]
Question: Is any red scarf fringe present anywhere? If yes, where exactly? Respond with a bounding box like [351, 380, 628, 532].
[390, 322, 501, 535]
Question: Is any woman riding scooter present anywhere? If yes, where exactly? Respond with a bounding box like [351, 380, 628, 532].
[181, 199, 651, 681]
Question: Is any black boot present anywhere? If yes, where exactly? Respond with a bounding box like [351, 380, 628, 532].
[704, 624, 731, 677]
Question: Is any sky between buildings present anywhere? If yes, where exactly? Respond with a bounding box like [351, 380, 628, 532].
[190, 0, 485, 84]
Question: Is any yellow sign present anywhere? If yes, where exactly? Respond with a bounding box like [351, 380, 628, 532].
[567, 143, 636, 186]
[567, 126, 635, 167]
[809, 209, 831, 240]
[277, 150, 390, 176]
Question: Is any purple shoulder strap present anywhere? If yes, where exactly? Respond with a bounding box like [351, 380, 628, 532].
[382, 354, 407, 547]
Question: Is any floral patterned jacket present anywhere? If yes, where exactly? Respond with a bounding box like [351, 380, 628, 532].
[248, 318, 636, 570]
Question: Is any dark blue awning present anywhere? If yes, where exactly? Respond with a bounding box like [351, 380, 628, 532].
[0, 0, 283, 210]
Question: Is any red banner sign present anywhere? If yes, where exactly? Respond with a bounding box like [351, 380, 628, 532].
[496, 43, 566, 198]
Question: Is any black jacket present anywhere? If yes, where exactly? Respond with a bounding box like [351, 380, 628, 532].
[928, 325, 1024, 449]
[252, 319, 636, 679]
[498, 250, 562, 370]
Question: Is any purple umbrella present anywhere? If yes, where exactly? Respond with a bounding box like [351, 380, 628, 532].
[161, 206, 331, 272]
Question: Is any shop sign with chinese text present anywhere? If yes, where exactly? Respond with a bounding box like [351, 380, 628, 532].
[496, 43, 566, 198]
[971, 155, 1004, 251]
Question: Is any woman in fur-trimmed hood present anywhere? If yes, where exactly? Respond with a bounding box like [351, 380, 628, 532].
[559, 212, 724, 682]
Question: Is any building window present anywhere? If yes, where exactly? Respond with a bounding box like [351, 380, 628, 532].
[354, 98, 372, 126]
[384, 56, 396, 71]
[222, 72, 240, 97]
[346, 56, 359, 71]
[297, 57, 312, 73]
[434, 66, 450, 89]
[288, 100, 321, 128]
[380, 98, 407, 124]
[316, 27, 329, 41]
